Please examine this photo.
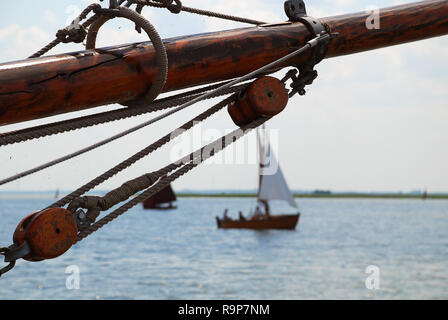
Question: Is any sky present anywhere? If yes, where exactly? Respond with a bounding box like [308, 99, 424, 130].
[0, 0, 447, 194]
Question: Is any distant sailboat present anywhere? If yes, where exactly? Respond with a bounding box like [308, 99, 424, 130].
[216, 126, 300, 230]
[142, 184, 177, 210]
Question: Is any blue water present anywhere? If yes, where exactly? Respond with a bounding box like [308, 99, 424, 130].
[0, 197, 447, 299]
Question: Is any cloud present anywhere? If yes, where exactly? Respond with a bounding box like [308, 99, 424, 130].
[44, 9, 58, 24]
[0, 25, 52, 61]
[0, 0, 447, 192]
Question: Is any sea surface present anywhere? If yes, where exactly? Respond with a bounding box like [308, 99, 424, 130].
[0, 196, 447, 300]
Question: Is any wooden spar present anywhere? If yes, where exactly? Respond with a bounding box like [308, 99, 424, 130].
[0, 0, 447, 126]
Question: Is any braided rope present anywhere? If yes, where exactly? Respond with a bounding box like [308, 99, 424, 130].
[13, 0, 280, 244]
[0, 81, 246, 147]
[75, 116, 266, 242]
[27, 4, 169, 112]
[49, 93, 239, 209]
[2, 34, 322, 189]
[85, 6, 168, 107]
[29, 0, 266, 59]
[28, 4, 102, 58]
[0, 85, 247, 187]
[97, 172, 161, 211]
[136, 0, 266, 25]
[1, 35, 321, 187]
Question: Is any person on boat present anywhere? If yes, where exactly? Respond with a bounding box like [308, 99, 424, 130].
[251, 206, 263, 220]
[259, 199, 270, 218]
[223, 209, 231, 221]
[239, 211, 246, 221]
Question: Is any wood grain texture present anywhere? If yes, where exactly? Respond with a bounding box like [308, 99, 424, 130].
[0, 0, 447, 126]
[324, 0, 448, 57]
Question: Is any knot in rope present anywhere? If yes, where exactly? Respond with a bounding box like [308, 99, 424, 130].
[56, 25, 87, 44]
[159, 0, 183, 14]
[84, 3, 103, 16]
[68, 172, 160, 226]
[55, 2, 103, 44]
[98, 172, 160, 211]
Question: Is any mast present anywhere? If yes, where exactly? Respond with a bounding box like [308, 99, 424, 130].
[257, 125, 270, 215]
[0, 0, 447, 125]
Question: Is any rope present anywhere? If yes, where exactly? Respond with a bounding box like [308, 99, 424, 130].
[0, 85, 246, 187]
[0, 81, 247, 147]
[50, 94, 239, 209]
[12, 0, 270, 151]
[68, 171, 163, 224]
[97, 172, 161, 211]
[28, 4, 169, 108]
[28, 0, 266, 59]
[84, 6, 168, 107]
[0, 34, 323, 186]
[136, 0, 267, 25]
[74, 116, 266, 243]
[0, 0, 333, 274]
[61, 35, 329, 241]
[28, 4, 102, 58]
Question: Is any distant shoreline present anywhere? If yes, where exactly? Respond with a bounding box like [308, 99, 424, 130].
[1, 191, 447, 200]
[177, 193, 448, 199]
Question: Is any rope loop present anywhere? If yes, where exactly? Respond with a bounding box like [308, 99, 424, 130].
[56, 26, 87, 44]
[86, 6, 168, 106]
[56, 3, 103, 44]
[160, 0, 183, 14]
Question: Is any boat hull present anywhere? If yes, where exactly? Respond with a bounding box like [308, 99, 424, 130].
[216, 213, 300, 230]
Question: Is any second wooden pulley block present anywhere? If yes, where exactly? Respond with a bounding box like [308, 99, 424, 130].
[228, 76, 289, 127]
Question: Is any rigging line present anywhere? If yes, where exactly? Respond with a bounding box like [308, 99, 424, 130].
[85, 6, 169, 107]
[0, 81, 247, 147]
[28, 4, 102, 59]
[0, 85, 243, 188]
[0, 91, 233, 187]
[30, 0, 265, 59]
[75, 116, 267, 243]
[49, 94, 240, 209]
[134, 0, 267, 25]
[0, 34, 323, 187]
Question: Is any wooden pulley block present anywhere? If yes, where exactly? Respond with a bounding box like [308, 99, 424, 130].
[12, 208, 78, 262]
[228, 76, 289, 127]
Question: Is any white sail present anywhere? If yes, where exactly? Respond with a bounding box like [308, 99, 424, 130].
[257, 128, 298, 208]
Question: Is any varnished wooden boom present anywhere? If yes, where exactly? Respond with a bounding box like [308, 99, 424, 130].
[0, 0, 447, 126]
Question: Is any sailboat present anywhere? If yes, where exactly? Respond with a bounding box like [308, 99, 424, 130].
[142, 184, 177, 210]
[216, 126, 300, 230]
